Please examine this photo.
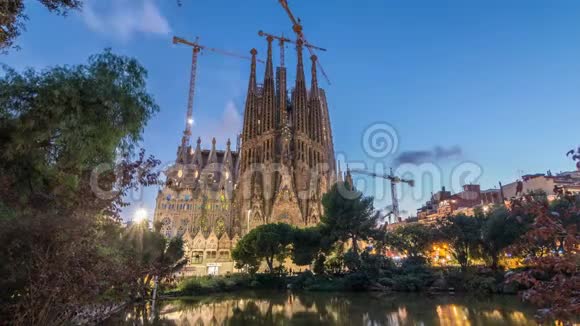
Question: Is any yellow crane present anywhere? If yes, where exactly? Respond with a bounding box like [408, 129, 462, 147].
[277, 0, 331, 84]
[172, 36, 264, 155]
[258, 30, 326, 67]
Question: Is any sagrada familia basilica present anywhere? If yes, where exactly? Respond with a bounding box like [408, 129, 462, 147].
[153, 37, 341, 275]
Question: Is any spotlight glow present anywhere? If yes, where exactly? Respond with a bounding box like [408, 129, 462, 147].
[133, 208, 147, 223]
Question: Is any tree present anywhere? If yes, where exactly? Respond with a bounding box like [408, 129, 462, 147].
[438, 215, 482, 272]
[232, 223, 294, 273]
[480, 206, 528, 270]
[320, 183, 380, 255]
[291, 226, 323, 266]
[385, 223, 433, 258]
[508, 194, 579, 322]
[312, 253, 326, 275]
[1, 0, 82, 52]
[0, 50, 159, 324]
[123, 221, 187, 300]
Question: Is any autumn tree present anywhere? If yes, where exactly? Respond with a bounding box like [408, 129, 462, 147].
[508, 194, 579, 322]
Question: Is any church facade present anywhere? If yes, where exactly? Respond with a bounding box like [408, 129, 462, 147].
[153, 38, 336, 276]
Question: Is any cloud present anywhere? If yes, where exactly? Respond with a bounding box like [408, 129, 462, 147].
[394, 145, 462, 165]
[82, 0, 171, 40]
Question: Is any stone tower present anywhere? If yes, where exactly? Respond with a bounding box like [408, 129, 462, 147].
[152, 37, 336, 276]
[237, 39, 336, 231]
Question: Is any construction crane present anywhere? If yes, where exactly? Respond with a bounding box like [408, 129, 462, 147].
[277, 0, 331, 84]
[351, 168, 414, 224]
[258, 30, 326, 67]
[172, 36, 264, 155]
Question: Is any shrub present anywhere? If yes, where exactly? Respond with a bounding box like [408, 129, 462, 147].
[290, 271, 315, 290]
[343, 272, 370, 291]
[343, 250, 361, 272]
[466, 275, 498, 295]
[313, 254, 326, 275]
[392, 274, 427, 292]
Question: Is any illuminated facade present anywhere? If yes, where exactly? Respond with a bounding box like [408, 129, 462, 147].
[153, 39, 336, 275]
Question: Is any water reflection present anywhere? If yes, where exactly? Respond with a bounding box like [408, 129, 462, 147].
[106, 291, 538, 325]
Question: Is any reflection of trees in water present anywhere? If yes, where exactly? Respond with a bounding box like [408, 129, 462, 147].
[107, 291, 538, 325]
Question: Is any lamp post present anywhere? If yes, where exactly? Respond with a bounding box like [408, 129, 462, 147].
[246, 209, 252, 235]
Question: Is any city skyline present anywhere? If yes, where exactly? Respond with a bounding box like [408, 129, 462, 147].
[4, 0, 580, 220]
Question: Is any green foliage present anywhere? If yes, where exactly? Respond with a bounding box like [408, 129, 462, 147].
[480, 206, 528, 269]
[343, 272, 370, 291]
[360, 251, 396, 279]
[0, 0, 82, 52]
[176, 274, 258, 295]
[313, 254, 326, 275]
[122, 221, 187, 298]
[385, 223, 433, 258]
[292, 226, 323, 266]
[324, 254, 345, 275]
[343, 250, 362, 272]
[438, 215, 482, 272]
[0, 50, 160, 324]
[320, 183, 379, 254]
[232, 223, 294, 273]
[444, 270, 500, 295]
[391, 275, 427, 292]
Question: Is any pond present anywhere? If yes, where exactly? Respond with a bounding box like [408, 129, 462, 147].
[106, 291, 539, 325]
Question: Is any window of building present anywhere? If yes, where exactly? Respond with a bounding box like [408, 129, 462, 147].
[192, 251, 203, 264]
[218, 250, 230, 260]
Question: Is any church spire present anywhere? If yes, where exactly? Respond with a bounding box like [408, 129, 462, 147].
[265, 36, 274, 81]
[262, 36, 276, 133]
[242, 48, 258, 143]
[248, 48, 257, 93]
[310, 55, 319, 98]
[308, 54, 323, 144]
[241, 49, 258, 171]
[292, 40, 308, 136]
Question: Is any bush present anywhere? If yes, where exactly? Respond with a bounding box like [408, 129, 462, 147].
[304, 278, 344, 291]
[343, 250, 361, 272]
[291, 271, 315, 290]
[252, 273, 287, 289]
[361, 252, 396, 279]
[377, 277, 395, 288]
[313, 254, 326, 275]
[466, 275, 497, 295]
[175, 274, 255, 295]
[392, 274, 428, 292]
[343, 272, 370, 291]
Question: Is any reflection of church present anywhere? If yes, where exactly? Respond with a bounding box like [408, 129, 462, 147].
[153, 37, 337, 275]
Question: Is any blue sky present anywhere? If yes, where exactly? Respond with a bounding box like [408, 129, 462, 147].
[4, 0, 580, 220]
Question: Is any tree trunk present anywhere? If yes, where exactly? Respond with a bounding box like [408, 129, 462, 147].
[266, 257, 274, 273]
[150, 275, 159, 322]
[351, 235, 359, 255]
[491, 254, 499, 270]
